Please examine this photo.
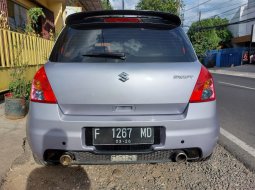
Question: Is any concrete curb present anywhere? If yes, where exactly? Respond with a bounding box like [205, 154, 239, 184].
[209, 70, 255, 79]
[219, 135, 255, 173]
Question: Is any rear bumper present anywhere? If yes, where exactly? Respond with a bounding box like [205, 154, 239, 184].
[26, 101, 219, 164]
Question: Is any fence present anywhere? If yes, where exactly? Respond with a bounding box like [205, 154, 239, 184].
[0, 29, 54, 67]
[204, 48, 249, 67]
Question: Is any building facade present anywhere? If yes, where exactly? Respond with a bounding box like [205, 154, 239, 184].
[228, 0, 255, 46]
[66, 0, 102, 11]
[2, 0, 66, 39]
[64, 0, 103, 21]
[0, 0, 103, 39]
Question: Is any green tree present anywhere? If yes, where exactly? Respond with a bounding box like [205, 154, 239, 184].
[187, 17, 232, 56]
[101, 0, 113, 10]
[136, 0, 183, 15]
[213, 17, 232, 43]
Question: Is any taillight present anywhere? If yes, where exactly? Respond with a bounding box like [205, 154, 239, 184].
[189, 66, 216, 103]
[30, 66, 57, 104]
[104, 17, 141, 23]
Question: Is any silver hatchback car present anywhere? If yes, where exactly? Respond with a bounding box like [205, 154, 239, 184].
[27, 10, 219, 166]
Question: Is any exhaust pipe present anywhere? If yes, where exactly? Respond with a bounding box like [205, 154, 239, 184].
[174, 151, 187, 162]
[60, 154, 73, 166]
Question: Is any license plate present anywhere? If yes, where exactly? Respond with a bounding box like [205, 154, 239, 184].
[111, 155, 137, 162]
[92, 127, 154, 145]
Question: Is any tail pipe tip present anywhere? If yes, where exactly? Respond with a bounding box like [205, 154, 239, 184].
[174, 151, 187, 162]
[60, 153, 74, 166]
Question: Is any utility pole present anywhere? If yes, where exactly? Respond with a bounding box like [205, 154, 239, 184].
[122, 0, 125, 10]
[198, 0, 201, 28]
[197, 0, 200, 22]
[177, 0, 184, 27]
[177, 0, 180, 15]
[199, 11, 201, 22]
[249, 24, 255, 64]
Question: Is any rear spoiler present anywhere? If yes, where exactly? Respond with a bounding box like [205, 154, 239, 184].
[65, 10, 181, 27]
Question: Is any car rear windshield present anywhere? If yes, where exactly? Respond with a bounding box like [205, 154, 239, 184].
[50, 26, 197, 63]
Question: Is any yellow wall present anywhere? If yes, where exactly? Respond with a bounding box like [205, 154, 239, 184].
[14, 0, 36, 8]
[48, 1, 65, 33]
[0, 65, 42, 93]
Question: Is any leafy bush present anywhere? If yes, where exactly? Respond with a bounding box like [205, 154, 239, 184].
[9, 80, 31, 100]
[187, 17, 232, 55]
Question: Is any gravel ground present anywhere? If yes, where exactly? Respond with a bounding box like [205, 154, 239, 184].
[1, 144, 255, 190]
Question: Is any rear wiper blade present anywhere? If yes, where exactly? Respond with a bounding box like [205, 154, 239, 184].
[83, 52, 126, 60]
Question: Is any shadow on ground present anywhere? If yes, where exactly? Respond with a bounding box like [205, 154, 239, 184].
[26, 128, 92, 189]
[26, 166, 90, 190]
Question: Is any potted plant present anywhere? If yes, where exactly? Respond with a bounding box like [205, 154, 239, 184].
[4, 66, 31, 119]
[4, 8, 45, 119]
[4, 28, 31, 119]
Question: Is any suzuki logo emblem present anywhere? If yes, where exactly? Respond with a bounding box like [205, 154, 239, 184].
[118, 72, 129, 82]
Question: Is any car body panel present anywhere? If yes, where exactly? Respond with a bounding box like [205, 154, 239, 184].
[27, 100, 219, 162]
[45, 62, 201, 116]
[27, 10, 219, 164]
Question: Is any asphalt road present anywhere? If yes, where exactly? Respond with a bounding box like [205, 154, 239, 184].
[213, 73, 255, 170]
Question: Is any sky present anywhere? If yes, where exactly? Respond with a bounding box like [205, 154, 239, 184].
[183, 0, 248, 27]
[109, 0, 250, 27]
[110, 0, 140, 10]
